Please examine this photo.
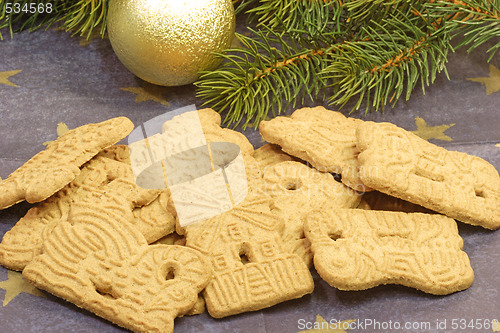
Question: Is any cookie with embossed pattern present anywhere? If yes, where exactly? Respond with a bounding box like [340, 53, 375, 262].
[23, 182, 212, 333]
[362, 190, 432, 213]
[197, 109, 263, 188]
[262, 161, 361, 267]
[197, 108, 255, 156]
[96, 144, 132, 164]
[0, 155, 176, 271]
[259, 106, 371, 192]
[305, 207, 474, 295]
[180, 191, 314, 318]
[253, 143, 298, 170]
[357, 121, 500, 229]
[152, 233, 207, 317]
[133, 190, 177, 243]
[97, 146, 177, 242]
[0, 117, 134, 210]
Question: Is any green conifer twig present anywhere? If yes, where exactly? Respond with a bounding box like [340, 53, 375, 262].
[196, 0, 500, 128]
[0, 0, 107, 40]
[323, 14, 452, 112]
[424, 0, 500, 61]
[196, 28, 333, 128]
[1, 0, 498, 128]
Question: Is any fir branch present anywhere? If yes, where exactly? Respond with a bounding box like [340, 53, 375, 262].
[0, 0, 108, 40]
[322, 15, 451, 112]
[197, 0, 499, 128]
[195, 27, 332, 128]
[0, 0, 63, 40]
[342, 0, 407, 22]
[248, 0, 339, 36]
[424, 0, 500, 61]
[233, 0, 259, 15]
[196, 3, 454, 128]
[61, 0, 108, 38]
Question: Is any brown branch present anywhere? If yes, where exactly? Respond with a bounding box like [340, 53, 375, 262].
[369, 35, 430, 74]
[441, 0, 500, 20]
[255, 49, 326, 79]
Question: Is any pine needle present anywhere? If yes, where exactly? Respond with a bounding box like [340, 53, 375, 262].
[196, 0, 500, 128]
[0, 0, 108, 40]
[2, 0, 498, 127]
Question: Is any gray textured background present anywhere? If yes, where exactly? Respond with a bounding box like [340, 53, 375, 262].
[0, 14, 499, 333]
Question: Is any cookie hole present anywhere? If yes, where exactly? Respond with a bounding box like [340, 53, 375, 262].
[474, 187, 485, 198]
[239, 252, 250, 264]
[285, 179, 302, 191]
[164, 265, 176, 281]
[328, 231, 343, 241]
[238, 243, 253, 264]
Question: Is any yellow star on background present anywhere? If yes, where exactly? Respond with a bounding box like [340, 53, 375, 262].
[298, 314, 355, 333]
[0, 70, 22, 87]
[492, 320, 500, 332]
[495, 143, 500, 149]
[121, 82, 170, 106]
[467, 64, 500, 95]
[0, 270, 46, 306]
[42, 122, 70, 146]
[411, 116, 455, 141]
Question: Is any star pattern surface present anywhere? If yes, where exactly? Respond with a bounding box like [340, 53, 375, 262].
[0, 70, 22, 87]
[411, 116, 455, 141]
[0, 270, 46, 307]
[121, 82, 170, 106]
[467, 64, 500, 95]
[297, 314, 355, 333]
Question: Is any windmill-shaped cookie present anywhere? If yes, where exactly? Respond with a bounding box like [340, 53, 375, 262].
[23, 179, 212, 333]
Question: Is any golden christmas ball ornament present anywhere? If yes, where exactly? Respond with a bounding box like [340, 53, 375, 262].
[107, 0, 235, 86]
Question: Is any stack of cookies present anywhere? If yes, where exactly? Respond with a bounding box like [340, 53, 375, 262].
[0, 107, 498, 332]
[259, 106, 499, 295]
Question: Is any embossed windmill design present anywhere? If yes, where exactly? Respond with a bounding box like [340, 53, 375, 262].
[22, 179, 212, 333]
[0, 155, 175, 271]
